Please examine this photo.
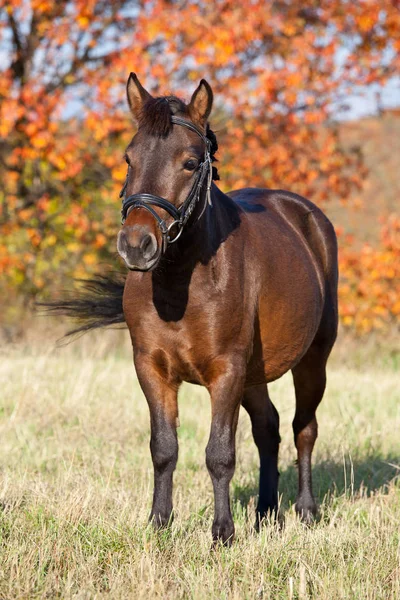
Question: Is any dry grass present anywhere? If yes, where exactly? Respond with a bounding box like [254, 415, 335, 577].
[0, 331, 399, 599]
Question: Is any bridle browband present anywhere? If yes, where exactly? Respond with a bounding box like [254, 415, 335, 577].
[120, 116, 213, 252]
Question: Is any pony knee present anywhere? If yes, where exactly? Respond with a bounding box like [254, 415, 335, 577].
[206, 435, 235, 481]
[150, 431, 178, 474]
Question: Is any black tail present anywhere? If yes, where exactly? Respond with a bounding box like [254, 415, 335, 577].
[37, 272, 127, 339]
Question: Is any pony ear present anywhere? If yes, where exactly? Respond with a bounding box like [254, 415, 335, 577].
[126, 73, 152, 124]
[188, 79, 213, 128]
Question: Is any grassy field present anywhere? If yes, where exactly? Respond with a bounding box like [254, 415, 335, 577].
[0, 330, 399, 599]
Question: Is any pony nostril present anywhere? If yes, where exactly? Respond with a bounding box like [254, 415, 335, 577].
[117, 231, 128, 254]
[140, 233, 157, 260]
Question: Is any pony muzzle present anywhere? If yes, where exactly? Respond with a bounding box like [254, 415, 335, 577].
[117, 226, 160, 271]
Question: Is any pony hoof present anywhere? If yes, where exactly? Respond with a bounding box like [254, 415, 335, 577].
[254, 506, 281, 531]
[149, 511, 173, 530]
[211, 520, 235, 547]
[295, 498, 318, 525]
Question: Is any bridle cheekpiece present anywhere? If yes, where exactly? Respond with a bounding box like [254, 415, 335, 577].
[120, 116, 213, 252]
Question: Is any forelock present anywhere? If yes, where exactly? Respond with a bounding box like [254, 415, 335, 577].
[136, 95, 219, 180]
[138, 96, 187, 137]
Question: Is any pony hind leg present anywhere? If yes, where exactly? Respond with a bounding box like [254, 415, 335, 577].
[242, 384, 281, 528]
[291, 341, 333, 523]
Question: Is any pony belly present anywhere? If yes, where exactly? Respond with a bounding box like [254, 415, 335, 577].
[244, 334, 316, 386]
[249, 292, 324, 384]
[244, 347, 301, 385]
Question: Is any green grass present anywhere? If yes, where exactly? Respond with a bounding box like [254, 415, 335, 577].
[0, 331, 399, 599]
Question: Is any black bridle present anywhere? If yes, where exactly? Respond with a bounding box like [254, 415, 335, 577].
[120, 116, 213, 252]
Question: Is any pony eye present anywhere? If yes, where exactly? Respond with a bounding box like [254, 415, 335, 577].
[183, 159, 198, 171]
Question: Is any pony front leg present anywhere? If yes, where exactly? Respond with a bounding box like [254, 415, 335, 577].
[206, 355, 246, 545]
[134, 352, 179, 529]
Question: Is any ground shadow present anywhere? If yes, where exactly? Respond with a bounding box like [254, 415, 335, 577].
[233, 454, 400, 511]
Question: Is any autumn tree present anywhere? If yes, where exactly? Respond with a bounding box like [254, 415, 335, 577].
[0, 0, 140, 303]
[0, 0, 399, 330]
[339, 214, 400, 332]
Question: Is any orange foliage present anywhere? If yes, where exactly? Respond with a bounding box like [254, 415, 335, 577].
[0, 0, 399, 332]
[339, 215, 400, 333]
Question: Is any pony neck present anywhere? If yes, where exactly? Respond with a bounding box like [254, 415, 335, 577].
[150, 182, 241, 321]
[159, 182, 241, 272]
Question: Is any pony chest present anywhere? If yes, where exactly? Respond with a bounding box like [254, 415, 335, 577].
[147, 333, 211, 386]
[143, 305, 248, 386]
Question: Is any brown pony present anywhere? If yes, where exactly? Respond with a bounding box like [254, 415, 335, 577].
[49, 74, 338, 545]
